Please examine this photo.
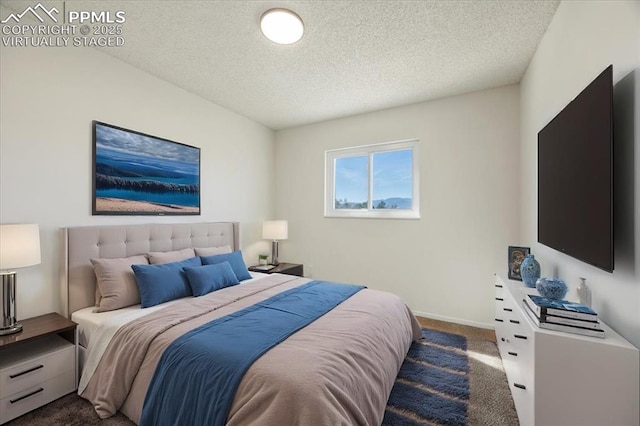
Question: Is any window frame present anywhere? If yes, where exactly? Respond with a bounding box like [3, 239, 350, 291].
[324, 139, 420, 219]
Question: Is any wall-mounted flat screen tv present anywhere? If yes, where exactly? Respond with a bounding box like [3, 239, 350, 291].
[538, 65, 613, 272]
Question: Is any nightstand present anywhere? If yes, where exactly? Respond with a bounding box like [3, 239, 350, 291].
[249, 262, 304, 277]
[0, 313, 78, 424]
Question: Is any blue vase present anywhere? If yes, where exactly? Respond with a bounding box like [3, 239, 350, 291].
[520, 254, 540, 287]
[536, 277, 568, 300]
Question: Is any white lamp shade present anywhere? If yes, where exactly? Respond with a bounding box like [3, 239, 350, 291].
[263, 220, 288, 240]
[0, 224, 41, 270]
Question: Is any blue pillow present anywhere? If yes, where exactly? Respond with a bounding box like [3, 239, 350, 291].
[132, 256, 201, 308]
[200, 251, 252, 281]
[184, 262, 240, 297]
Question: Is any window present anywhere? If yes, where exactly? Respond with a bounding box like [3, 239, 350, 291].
[325, 139, 420, 219]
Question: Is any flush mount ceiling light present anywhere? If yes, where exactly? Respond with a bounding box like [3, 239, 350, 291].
[260, 8, 304, 45]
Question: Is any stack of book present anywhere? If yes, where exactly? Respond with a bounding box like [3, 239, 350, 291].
[522, 294, 604, 338]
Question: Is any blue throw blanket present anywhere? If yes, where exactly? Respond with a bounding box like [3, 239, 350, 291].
[140, 280, 365, 426]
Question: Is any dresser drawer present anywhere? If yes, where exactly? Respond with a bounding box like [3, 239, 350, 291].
[504, 338, 533, 384]
[0, 336, 75, 399]
[504, 334, 533, 362]
[0, 370, 75, 424]
[494, 297, 518, 326]
[509, 374, 534, 426]
[505, 339, 533, 420]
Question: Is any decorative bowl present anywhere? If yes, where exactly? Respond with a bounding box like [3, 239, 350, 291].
[536, 277, 568, 300]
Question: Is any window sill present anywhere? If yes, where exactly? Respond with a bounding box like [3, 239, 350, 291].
[324, 210, 420, 219]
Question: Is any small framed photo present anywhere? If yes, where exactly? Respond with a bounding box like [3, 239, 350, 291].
[508, 246, 530, 281]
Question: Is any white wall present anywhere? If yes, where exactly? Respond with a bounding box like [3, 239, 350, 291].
[0, 44, 275, 320]
[520, 0, 640, 347]
[275, 85, 521, 328]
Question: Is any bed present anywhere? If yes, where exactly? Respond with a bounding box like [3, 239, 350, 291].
[63, 222, 421, 425]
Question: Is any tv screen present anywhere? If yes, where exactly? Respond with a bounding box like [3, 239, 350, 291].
[538, 65, 614, 272]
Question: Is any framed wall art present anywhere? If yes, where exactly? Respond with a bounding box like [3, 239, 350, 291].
[92, 121, 200, 215]
[508, 246, 530, 281]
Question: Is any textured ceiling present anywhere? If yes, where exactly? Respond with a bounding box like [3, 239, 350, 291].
[2, 0, 559, 129]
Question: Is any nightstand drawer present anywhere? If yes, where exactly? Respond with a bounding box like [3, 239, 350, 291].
[0, 371, 75, 424]
[0, 336, 75, 399]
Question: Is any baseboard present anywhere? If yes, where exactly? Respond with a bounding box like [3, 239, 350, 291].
[411, 310, 495, 330]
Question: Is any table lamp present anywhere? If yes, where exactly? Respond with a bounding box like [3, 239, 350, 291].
[0, 223, 41, 335]
[262, 220, 288, 266]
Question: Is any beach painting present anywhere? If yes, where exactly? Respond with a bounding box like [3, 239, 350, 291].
[93, 121, 200, 215]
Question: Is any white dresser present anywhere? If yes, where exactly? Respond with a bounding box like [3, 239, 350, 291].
[494, 274, 639, 426]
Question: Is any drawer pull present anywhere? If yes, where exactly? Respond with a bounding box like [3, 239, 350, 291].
[501, 337, 510, 343]
[514, 334, 528, 340]
[509, 319, 520, 324]
[495, 318, 504, 322]
[513, 383, 526, 390]
[495, 297, 504, 301]
[503, 308, 513, 312]
[9, 364, 44, 379]
[495, 284, 503, 288]
[508, 351, 518, 356]
[9, 387, 44, 404]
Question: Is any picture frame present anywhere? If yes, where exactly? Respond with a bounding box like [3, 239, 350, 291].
[508, 246, 530, 281]
[92, 121, 200, 215]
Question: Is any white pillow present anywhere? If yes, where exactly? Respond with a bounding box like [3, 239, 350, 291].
[146, 248, 196, 265]
[194, 245, 232, 257]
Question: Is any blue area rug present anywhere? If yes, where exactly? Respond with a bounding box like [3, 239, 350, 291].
[383, 328, 470, 426]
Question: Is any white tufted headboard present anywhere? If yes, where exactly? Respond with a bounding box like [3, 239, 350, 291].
[62, 222, 239, 317]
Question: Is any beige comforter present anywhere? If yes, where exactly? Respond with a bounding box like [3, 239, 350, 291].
[81, 274, 422, 425]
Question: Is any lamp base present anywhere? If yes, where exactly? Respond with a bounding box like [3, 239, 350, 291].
[1, 271, 21, 335]
[0, 322, 22, 335]
[271, 240, 280, 266]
